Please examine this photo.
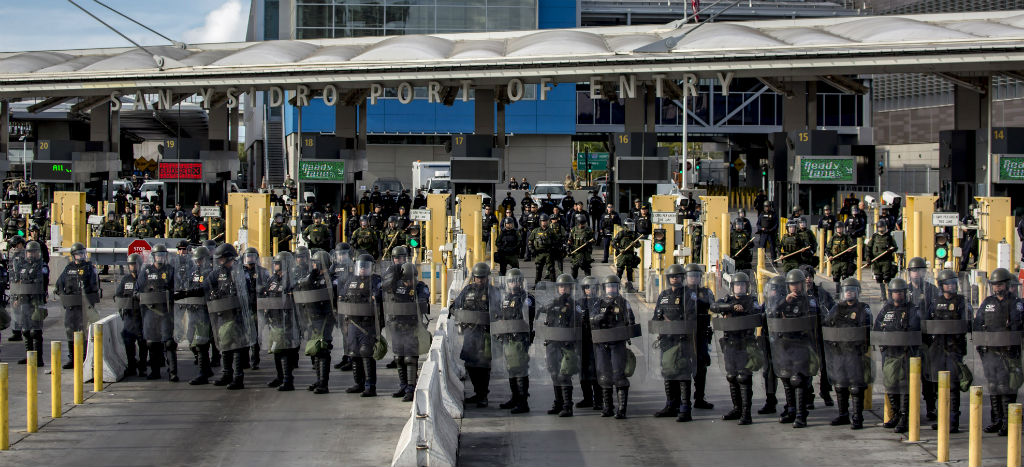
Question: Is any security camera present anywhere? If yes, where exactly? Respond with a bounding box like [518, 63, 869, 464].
[863, 195, 876, 205]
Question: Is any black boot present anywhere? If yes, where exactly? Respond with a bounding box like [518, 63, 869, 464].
[576, 381, 593, 408]
[984, 395, 1004, 433]
[33, 331, 44, 367]
[779, 383, 796, 424]
[693, 367, 713, 409]
[464, 367, 486, 404]
[403, 359, 417, 402]
[165, 343, 179, 382]
[309, 356, 323, 391]
[501, 378, 519, 409]
[831, 388, 851, 426]
[315, 355, 331, 394]
[17, 332, 33, 364]
[210, 344, 220, 368]
[393, 359, 408, 398]
[591, 383, 604, 411]
[386, 357, 398, 369]
[893, 395, 910, 433]
[547, 386, 563, 415]
[279, 350, 296, 391]
[474, 369, 490, 408]
[614, 387, 629, 419]
[851, 388, 865, 430]
[214, 354, 232, 386]
[559, 386, 574, 417]
[62, 348, 75, 370]
[676, 380, 693, 422]
[267, 353, 284, 387]
[10, 329, 22, 341]
[793, 383, 810, 428]
[654, 380, 680, 417]
[722, 379, 742, 420]
[124, 339, 138, 377]
[1000, 395, 1016, 436]
[924, 380, 937, 421]
[190, 345, 212, 385]
[882, 394, 900, 429]
[137, 341, 149, 378]
[510, 377, 529, 414]
[738, 383, 753, 425]
[336, 355, 353, 371]
[949, 392, 961, 433]
[226, 351, 245, 390]
[146, 342, 163, 380]
[360, 357, 376, 397]
[601, 387, 614, 417]
[820, 386, 834, 407]
[759, 393, 778, 415]
[250, 344, 260, 371]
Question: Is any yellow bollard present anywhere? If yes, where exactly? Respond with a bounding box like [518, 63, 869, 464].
[441, 256, 449, 308]
[970, 386, 983, 467]
[342, 210, 347, 243]
[856, 241, 863, 281]
[1, 362, 8, 450]
[937, 371, 950, 462]
[272, 237, 278, 257]
[430, 262, 438, 305]
[884, 391, 892, 425]
[1010, 403, 1023, 467]
[909, 356, 921, 441]
[864, 385, 873, 410]
[51, 341, 62, 419]
[490, 225, 497, 270]
[74, 331, 84, 404]
[93, 324, 103, 392]
[26, 350, 37, 433]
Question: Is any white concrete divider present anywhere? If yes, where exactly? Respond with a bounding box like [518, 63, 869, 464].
[437, 311, 465, 381]
[430, 339, 464, 419]
[391, 359, 460, 467]
[83, 313, 128, 382]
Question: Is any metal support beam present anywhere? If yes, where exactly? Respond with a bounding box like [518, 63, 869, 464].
[819, 75, 869, 95]
[27, 96, 73, 113]
[70, 95, 110, 114]
[715, 85, 768, 127]
[758, 78, 793, 99]
[934, 72, 987, 94]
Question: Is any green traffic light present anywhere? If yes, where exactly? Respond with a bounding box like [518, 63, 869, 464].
[936, 247, 947, 259]
[654, 243, 665, 253]
[409, 238, 420, 248]
[17, 230, 24, 236]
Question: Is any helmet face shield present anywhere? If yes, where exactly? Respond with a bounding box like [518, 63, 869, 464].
[940, 278, 958, 294]
[153, 251, 167, 265]
[73, 250, 87, 263]
[732, 280, 749, 296]
[841, 285, 861, 303]
[604, 282, 619, 296]
[244, 252, 259, 265]
[355, 259, 373, 277]
[685, 271, 702, 287]
[787, 281, 806, 295]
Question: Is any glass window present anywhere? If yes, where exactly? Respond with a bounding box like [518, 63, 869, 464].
[487, 7, 535, 30]
[576, 91, 594, 124]
[386, 5, 432, 30]
[297, 4, 332, 28]
[297, 28, 332, 39]
[436, 7, 486, 31]
[610, 99, 625, 125]
[264, 0, 280, 40]
[760, 94, 776, 126]
[337, 4, 384, 28]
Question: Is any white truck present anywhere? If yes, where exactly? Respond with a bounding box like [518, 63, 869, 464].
[412, 161, 451, 193]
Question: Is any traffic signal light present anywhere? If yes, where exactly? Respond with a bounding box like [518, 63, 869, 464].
[934, 232, 949, 261]
[695, 159, 702, 171]
[878, 161, 884, 176]
[652, 228, 666, 254]
[408, 225, 421, 248]
[760, 159, 768, 176]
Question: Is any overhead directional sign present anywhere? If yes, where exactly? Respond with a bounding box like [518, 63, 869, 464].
[299, 160, 345, 181]
[797, 156, 856, 184]
[996, 155, 1024, 183]
[932, 212, 959, 227]
[410, 209, 431, 221]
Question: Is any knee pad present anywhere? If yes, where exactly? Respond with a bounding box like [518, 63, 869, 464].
[789, 374, 804, 387]
[737, 374, 752, 385]
[726, 374, 737, 384]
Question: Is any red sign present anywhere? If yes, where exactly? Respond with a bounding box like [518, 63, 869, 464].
[159, 162, 202, 180]
[128, 239, 152, 256]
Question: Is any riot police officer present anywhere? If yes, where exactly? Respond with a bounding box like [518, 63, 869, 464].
[568, 214, 594, 279]
[577, 276, 600, 411]
[303, 212, 332, 252]
[100, 212, 124, 237]
[822, 278, 872, 429]
[651, 265, 699, 422]
[137, 244, 177, 381]
[730, 218, 754, 272]
[612, 225, 641, 292]
[598, 204, 621, 263]
[757, 201, 780, 259]
[519, 204, 539, 260]
[529, 214, 558, 283]
[116, 254, 146, 376]
[258, 252, 301, 391]
[54, 243, 99, 369]
[539, 274, 581, 417]
[826, 221, 856, 292]
[712, 272, 764, 425]
[818, 205, 837, 235]
[383, 263, 430, 402]
[351, 216, 379, 259]
[11, 241, 48, 366]
[168, 212, 192, 239]
[682, 264, 715, 411]
[180, 246, 215, 385]
[204, 244, 256, 390]
[874, 277, 921, 433]
[451, 263, 498, 407]
[779, 220, 808, 273]
[494, 269, 535, 414]
[241, 248, 268, 370]
[591, 275, 638, 419]
[132, 206, 156, 238]
[974, 268, 1023, 436]
[767, 269, 820, 428]
[339, 254, 381, 397]
[270, 213, 293, 253]
[924, 269, 971, 433]
[495, 218, 521, 276]
[381, 216, 407, 260]
[735, 209, 753, 237]
[865, 221, 899, 298]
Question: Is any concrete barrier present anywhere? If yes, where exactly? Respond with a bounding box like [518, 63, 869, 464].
[392, 311, 465, 467]
[83, 314, 128, 383]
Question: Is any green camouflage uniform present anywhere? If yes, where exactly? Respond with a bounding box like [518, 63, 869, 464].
[269, 222, 292, 253]
[351, 227, 379, 259]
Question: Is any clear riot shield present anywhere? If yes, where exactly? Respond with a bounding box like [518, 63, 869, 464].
[642, 271, 700, 385]
[178, 253, 213, 348]
[55, 253, 101, 337]
[172, 254, 195, 344]
[138, 250, 178, 343]
[490, 275, 535, 380]
[971, 280, 1024, 397]
[765, 278, 821, 380]
[257, 253, 302, 353]
[921, 274, 971, 388]
[114, 255, 144, 340]
[335, 258, 377, 358]
[589, 279, 642, 389]
[449, 272, 500, 369]
[711, 275, 767, 387]
[871, 296, 922, 395]
[821, 284, 874, 390]
[204, 260, 256, 352]
[382, 263, 430, 358]
[533, 281, 582, 386]
[903, 266, 939, 311]
[10, 249, 46, 332]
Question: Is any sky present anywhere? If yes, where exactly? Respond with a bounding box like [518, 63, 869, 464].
[0, 0, 250, 52]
